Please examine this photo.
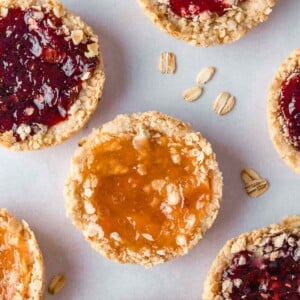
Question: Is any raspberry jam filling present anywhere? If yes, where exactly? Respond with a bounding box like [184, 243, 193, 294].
[0, 8, 98, 138]
[280, 73, 300, 150]
[169, 0, 231, 18]
[222, 233, 300, 299]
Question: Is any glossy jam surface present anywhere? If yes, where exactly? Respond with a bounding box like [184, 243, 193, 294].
[0, 8, 98, 137]
[0, 226, 31, 299]
[83, 132, 212, 253]
[280, 73, 300, 149]
[222, 234, 300, 300]
[169, 0, 230, 18]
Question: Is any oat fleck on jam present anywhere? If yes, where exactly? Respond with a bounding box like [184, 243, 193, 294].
[0, 8, 98, 138]
[222, 233, 300, 299]
[280, 73, 300, 150]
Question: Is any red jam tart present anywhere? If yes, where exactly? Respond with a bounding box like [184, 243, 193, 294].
[203, 222, 300, 300]
[268, 49, 300, 174]
[0, 0, 105, 151]
[280, 73, 300, 150]
[138, 0, 276, 47]
[169, 0, 230, 18]
[222, 234, 300, 299]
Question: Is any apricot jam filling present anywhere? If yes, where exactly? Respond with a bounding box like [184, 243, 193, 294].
[82, 132, 212, 254]
[0, 225, 32, 299]
[169, 0, 233, 18]
[280, 73, 300, 150]
[221, 233, 300, 299]
[0, 7, 98, 139]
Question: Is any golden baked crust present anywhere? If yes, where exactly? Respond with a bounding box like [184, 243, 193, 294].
[267, 49, 300, 174]
[203, 217, 300, 300]
[65, 111, 223, 267]
[0, 208, 44, 300]
[137, 0, 276, 47]
[0, 0, 105, 151]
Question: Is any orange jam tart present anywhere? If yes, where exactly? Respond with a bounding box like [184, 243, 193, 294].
[0, 209, 44, 299]
[65, 112, 223, 267]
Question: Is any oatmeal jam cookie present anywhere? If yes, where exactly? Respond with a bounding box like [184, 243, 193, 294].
[65, 111, 223, 267]
[268, 49, 300, 174]
[203, 216, 300, 300]
[0, 0, 105, 151]
[137, 0, 276, 47]
[0, 209, 44, 300]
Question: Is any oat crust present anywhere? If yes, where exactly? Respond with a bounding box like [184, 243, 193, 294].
[137, 0, 276, 47]
[203, 218, 300, 300]
[65, 111, 223, 267]
[0, 0, 105, 151]
[0, 208, 45, 300]
[267, 49, 300, 174]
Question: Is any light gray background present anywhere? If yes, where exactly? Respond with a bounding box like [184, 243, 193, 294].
[0, 0, 299, 299]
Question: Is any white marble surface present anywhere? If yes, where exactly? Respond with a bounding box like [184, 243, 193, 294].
[0, 0, 299, 299]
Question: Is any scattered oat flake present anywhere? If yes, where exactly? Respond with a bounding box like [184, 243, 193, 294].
[213, 92, 236, 116]
[241, 168, 269, 198]
[48, 274, 66, 295]
[241, 168, 262, 184]
[159, 52, 176, 74]
[196, 66, 215, 85]
[245, 179, 269, 198]
[183, 86, 203, 102]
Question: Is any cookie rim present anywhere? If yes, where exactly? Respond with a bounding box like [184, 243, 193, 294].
[137, 0, 276, 47]
[203, 217, 300, 299]
[0, 0, 105, 151]
[0, 208, 45, 300]
[65, 111, 223, 267]
[267, 48, 300, 174]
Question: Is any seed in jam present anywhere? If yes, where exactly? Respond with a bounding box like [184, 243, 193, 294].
[280, 73, 300, 149]
[0, 8, 98, 139]
[169, 0, 231, 18]
[221, 233, 300, 299]
[81, 130, 212, 256]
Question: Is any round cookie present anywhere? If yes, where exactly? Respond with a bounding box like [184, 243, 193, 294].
[0, 208, 44, 299]
[203, 216, 300, 299]
[0, 0, 105, 151]
[65, 111, 223, 267]
[267, 49, 300, 174]
[137, 0, 276, 47]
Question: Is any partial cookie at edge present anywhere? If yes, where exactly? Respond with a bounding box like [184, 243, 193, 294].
[137, 0, 276, 47]
[267, 49, 300, 174]
[0, 208, 45, 300]
[203, 219, 300, 299]
[0, 0, 105, 151]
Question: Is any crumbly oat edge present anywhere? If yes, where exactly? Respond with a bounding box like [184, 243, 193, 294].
[65, 111, 223, 267]
[137, 0, 276, 47]
[0, 208, 45, 300]
[0, 0, 105, 151]
[267, 48, 300, 174]
[202, 223, 300, 300]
